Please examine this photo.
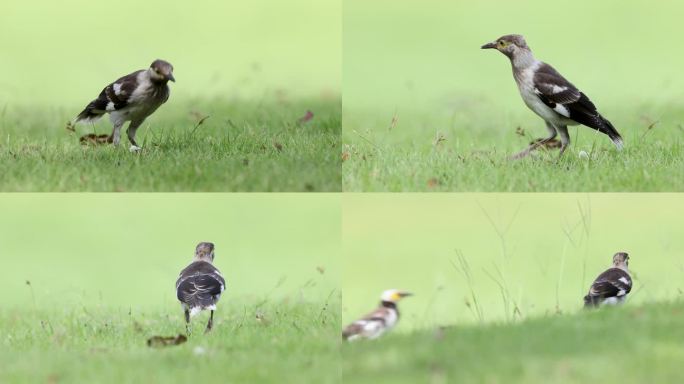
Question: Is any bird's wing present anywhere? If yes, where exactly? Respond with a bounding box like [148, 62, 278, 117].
[90, 70, 144, 113]
[176, 262, 226, 307]
[587, 268, 632, 298]
[358, 306, 391, 322]
[533, 63, 606, 128]
[342, 307, 391, 340]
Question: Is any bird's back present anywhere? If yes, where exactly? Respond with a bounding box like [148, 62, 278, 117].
[176, 261, 225, 309]
[584, 267, 632, 307]
[342, 305, 398, 340]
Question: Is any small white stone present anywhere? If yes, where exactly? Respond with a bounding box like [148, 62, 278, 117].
[578, 150, 589, 159]
[193, 346, 206, 356]
[129, 145, 142, 153]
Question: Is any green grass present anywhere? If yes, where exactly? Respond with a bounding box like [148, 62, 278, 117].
[0, 98, 341, 191]
[343, 105, 683, 191]
[343, 0, 684, 191]
[343, 301, 684, 383]
[1, 297, 341, 384]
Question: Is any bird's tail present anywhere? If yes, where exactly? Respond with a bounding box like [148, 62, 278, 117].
[189, 307, 203, 318]
[598, 115, 623, 150]
[75, 100, 106, 123]
[583, 295, 598, 308]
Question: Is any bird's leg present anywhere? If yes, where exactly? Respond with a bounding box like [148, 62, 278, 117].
[529, 121, 559, 148]
[510, 121, 559, 160]
[557, 125, 570, 157]
[127, 119, 144, 152]
[205, 310, 214, 334]
[109, 121, 124, 146]
[184, 309, 191, 335]
[535, 121, 559, 145]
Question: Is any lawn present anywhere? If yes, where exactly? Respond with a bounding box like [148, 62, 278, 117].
[0, 194, 341, 383]
[343, 301, 684, 383]
[342, 104, 683, 192]
[1, 298, 341, 384]
[0, 98, 341, 191]
[342, 0, 684, 191]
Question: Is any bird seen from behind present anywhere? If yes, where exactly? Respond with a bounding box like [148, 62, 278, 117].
[584, 252, 632, 308]
[176, 242, 225, 334]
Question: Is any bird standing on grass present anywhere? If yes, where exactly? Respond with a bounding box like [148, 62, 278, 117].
[481, 35, 623, 158]
[74, 59, 175, 152]
[176, 242, 225, 334]
[342, 289, 413, 341]
[584, 252, 632, 308]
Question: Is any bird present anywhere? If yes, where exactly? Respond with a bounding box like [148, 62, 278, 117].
[481, 35, 623, 158]
[584, 252, 632, 308]
[74, 59, 175, 152]
[175, 242, 226, 334]
[342, 289, 412, 341]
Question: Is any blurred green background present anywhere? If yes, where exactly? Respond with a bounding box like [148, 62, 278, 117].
[0, 194, 340, 309]
[344, 0, 683, 114]
[342, 193, 684, 330]
[0, 0, 340, 107]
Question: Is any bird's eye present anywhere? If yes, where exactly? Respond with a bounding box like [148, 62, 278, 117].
[498, 41, 505, 46]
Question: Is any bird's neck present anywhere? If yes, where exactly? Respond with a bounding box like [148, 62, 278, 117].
[146, 68, 169, 85]
[380, 301, 397, 309]
[194, 255, 213, 263]
[510, 49, 537, 70]
[614, 263, 629, 272]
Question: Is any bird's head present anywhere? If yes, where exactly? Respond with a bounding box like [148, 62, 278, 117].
[380, 289, 413, 304]
[481, 34, 530, 59]
[194, 242, 215, 262]
[612, 252, 629, 269]
[149, 59, 175, 83]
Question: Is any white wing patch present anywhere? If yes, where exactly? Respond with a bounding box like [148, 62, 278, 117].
[619, 277, 630, 285]
[553, 104, 570, 118]
[551, 85, 567, 94]
[113, 83, 123, 95]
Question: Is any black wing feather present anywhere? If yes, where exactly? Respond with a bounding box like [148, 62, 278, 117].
[176, 261, 225, 308]
[534, 63, 622, 143]
[584, 268, 632, 307]
[75, 70, 143, 122]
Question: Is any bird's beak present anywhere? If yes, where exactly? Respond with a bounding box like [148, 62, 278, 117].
[481, 42, 497, 49]
[398, 292, 413, 298]
[167, 73, 176, 82]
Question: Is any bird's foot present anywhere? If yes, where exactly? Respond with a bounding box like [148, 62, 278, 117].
[509, 147, 533, 160]
[129, 145, 142, 153]
[204, 326, 212, 334]
[529, 138, 561, 150]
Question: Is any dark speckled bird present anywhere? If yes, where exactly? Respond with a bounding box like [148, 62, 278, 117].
[584, 252, 632, 308]
[176, 242, 226, 334]
[482, 35, 622, 158]
[74, 59, 175, 152]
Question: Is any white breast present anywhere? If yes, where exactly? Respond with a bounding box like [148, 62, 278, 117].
[513, 64, 574, 126]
